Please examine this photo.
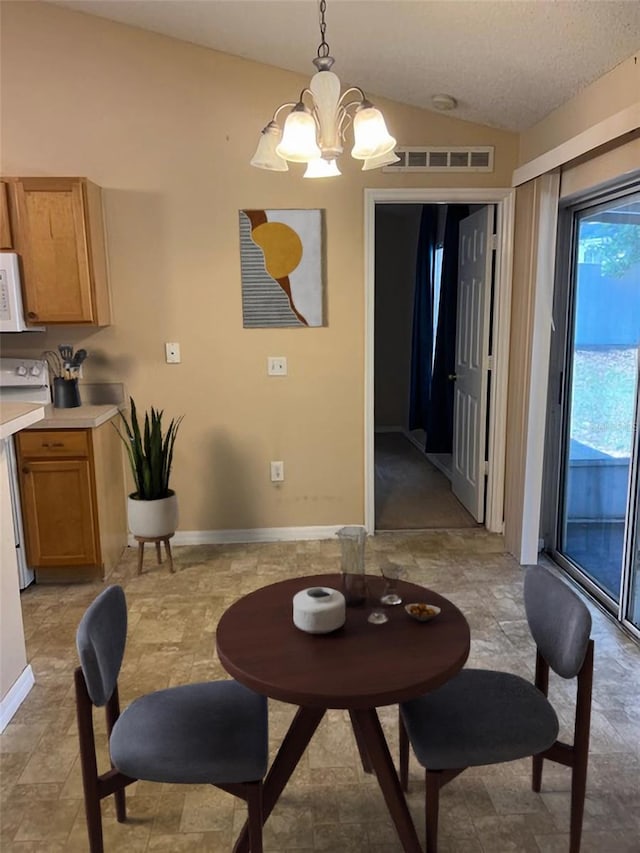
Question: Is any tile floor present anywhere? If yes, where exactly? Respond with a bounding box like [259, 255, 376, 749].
[1, 530, 639, 852]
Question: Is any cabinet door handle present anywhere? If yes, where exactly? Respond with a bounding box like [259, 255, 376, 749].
[27, 311, 38, 319]
[22, 466, 30, 474]
[42, 442, 65, 448]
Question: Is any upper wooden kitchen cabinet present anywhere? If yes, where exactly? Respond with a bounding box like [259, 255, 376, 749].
[0, 181, 13, 249]
[6, 177, 111, 326]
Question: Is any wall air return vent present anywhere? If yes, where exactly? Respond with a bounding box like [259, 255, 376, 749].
[384, 146, 494, 173]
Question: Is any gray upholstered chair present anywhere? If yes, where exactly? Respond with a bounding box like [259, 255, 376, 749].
[399, 565, 593, 853]
[75, 585, 268, 853]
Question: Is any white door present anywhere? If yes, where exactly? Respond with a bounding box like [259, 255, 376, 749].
[451, 206, 495, 522]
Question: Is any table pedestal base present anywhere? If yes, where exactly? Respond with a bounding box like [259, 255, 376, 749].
[232, 706, 422, 853]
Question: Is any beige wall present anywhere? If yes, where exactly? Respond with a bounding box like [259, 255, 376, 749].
[0, 1, 518, 533]
[518, 52, 640, 165]
[0, 443, 28, 702]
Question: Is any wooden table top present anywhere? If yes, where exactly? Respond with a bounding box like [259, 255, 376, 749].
[216, 573, 470, 710]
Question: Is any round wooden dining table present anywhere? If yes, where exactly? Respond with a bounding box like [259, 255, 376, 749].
[216, 573, 470, 853]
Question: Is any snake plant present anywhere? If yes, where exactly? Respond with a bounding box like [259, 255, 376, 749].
[114, 398, 183, 500]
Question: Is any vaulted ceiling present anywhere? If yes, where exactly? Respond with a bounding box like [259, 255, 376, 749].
[51, 1, 640, 131]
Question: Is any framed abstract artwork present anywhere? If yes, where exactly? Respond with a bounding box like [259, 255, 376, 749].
[239, 209, 324, 327]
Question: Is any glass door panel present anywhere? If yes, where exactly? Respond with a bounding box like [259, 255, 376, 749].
[559, 194, 640, 605]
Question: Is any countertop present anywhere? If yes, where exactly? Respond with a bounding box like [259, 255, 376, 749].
[29, 404, 121, 430]
[0, 402, 46, 439]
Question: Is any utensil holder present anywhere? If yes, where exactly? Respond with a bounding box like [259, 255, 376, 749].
[337, 525, 367, 606]
[53, 377, 81, 408]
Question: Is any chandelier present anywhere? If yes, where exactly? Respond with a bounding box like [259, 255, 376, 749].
[250, 0, 398, 178]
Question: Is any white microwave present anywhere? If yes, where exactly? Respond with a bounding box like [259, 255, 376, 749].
[0, 252, 44, 332]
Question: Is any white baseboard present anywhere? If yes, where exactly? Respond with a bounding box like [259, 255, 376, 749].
[404, 429, 425, 452]
[128, 525, 347, 547]
[426, 452, 453, 482]
[0, 665, 35, 733]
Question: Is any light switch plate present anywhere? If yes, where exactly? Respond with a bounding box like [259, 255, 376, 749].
[270, 460, 284, 482]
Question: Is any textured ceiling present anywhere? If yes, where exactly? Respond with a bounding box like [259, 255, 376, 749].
[51, 1, 640, 131]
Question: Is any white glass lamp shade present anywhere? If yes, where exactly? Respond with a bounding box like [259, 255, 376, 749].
[351, 105, 396, 160]
[361, 150, 400, 171]
[303, 158, 341, 178]
[250, 122, 288, 171]
[276, 106, 321, 163]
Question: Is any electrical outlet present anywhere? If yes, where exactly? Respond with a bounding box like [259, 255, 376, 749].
[267, 356, 287, 376]
[165, 342, 181, 363]
[270, 460, 284, 482]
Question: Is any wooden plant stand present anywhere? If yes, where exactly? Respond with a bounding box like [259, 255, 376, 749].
[135, 534, 175, 574]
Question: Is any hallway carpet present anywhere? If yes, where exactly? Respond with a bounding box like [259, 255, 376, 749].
[375, 432, 479, 530]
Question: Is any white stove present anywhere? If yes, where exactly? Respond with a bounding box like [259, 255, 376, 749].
[0, 357, 51, 404]
[0, 357, 51, 589]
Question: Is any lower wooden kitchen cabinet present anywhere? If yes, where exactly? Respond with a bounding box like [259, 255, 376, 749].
[16, 420, 126, 581]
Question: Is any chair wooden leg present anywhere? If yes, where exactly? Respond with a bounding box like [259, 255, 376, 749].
[104, 688, 127, 823]
[569, 641, 593, 853]
[75, 669, 105, 853]
[399, 713, 409, 792]
[83, 788, 105, 853]
[533, 649, 550, 794]
[112, 787, 126, 823]
[569, 756, 587, 853]
[425, 770, 440, 853]
[111, 777, 127, 824]
[245, 780, 264, 853]
[532, 753, 543, 792]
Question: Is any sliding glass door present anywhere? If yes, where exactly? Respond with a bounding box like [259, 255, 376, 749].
[552, 188, 640, 631]
[626, 456, 640, 631]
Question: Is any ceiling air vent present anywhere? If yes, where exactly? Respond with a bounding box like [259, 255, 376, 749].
[384, 146, 494, 173]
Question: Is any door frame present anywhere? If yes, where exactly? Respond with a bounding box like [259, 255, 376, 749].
[364, 187, 516, 534]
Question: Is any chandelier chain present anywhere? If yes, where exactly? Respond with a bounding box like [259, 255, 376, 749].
[317, 0, 330, 58]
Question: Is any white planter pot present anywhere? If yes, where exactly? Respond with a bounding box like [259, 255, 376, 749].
[127, 492, 178, 538]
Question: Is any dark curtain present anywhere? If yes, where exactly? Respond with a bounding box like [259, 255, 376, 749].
[409, 206, 438, 430]
[425, 205, 470, 452]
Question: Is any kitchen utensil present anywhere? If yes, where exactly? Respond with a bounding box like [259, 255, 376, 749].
[72, 348, 87, 367]
[42, 349, 63, 378]
[58, 344, 74, 361]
